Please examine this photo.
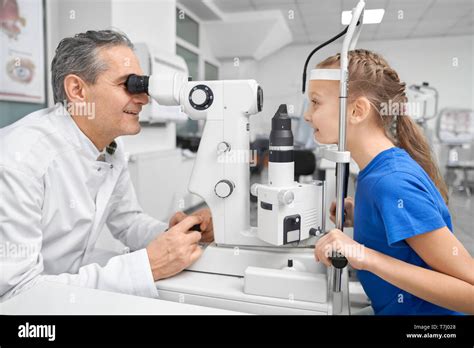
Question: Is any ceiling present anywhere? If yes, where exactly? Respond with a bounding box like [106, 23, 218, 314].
[178, 0, 474, 44]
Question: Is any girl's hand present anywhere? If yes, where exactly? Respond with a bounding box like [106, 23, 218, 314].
[314, 229, 371, 270]
[329, 196, 354, 227]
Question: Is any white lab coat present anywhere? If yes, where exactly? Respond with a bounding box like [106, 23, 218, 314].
[0, 104, 168, 301]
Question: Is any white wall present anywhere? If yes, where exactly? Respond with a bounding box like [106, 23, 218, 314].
[253, 34, 474, 138]
[111, 0, 176, 54]
[220, 58, 259, 80]
[46, 0, 112, 106]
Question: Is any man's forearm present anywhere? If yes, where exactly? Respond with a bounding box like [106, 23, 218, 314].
[108, 212, 168, 251]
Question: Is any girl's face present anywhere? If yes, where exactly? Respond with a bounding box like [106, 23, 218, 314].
[304, 79, 342, 145]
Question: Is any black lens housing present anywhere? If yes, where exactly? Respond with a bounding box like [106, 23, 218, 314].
[126, 74, 149, 94]
[270, 104, 293, 147]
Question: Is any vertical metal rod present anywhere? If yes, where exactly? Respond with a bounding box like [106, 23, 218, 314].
[330, 0, 366, 315]
[333, 69, 348, 293]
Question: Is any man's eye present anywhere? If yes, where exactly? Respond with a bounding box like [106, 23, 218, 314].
[312, 99, 320, 105]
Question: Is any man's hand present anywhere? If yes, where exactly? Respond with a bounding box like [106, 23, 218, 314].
[146, 215, 203, 281]
[314, 229, 370, 270]
[169, 208, 214, 243]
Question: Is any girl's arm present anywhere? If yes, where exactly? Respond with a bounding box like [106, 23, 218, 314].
[315, 227, 474, 314]
[406, 226, 473, 285]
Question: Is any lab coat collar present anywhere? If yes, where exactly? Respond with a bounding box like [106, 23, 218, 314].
[52, 103, 113, 161]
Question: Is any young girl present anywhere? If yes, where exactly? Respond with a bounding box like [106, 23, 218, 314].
[305, 49, 473, 315]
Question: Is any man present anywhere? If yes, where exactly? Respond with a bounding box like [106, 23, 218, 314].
[0, 30, 213, 301]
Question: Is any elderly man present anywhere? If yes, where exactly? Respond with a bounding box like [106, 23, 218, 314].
[0, 30, 213, 300]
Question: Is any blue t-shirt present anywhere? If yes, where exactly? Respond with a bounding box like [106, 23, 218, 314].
[354, 147, 461, 315]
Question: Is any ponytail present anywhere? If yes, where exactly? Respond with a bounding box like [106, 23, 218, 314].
[397, 114, 449, 204]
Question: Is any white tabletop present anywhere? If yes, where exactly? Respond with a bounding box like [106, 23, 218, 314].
[0, 281, 244, 315]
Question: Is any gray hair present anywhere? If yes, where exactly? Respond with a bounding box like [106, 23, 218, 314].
[51, 30, 134, 103]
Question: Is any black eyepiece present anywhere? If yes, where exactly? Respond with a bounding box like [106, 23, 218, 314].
[270, 104, 293, 147]
[126, 74, 149, 94]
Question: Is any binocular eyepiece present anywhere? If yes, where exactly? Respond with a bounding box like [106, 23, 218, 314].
[125, 74, 149, 94]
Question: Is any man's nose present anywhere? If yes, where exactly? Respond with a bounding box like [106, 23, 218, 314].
[133, 92, 149, 105]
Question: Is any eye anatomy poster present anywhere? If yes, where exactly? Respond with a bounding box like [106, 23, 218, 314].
[0, 0, 45, 103]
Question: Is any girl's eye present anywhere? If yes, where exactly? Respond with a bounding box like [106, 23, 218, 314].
[312, 99, 320, 106]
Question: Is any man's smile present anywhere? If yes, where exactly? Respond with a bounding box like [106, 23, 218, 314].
[123, 109, 140, 115]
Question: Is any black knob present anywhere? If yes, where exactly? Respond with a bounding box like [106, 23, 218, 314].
[309, 227, 322, 236]
[190, 224, 201, 232]
[330, 253, 348, 269]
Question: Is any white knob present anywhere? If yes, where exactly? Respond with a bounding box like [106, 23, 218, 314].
[191, 89, 207, 105]
[217, 142, 230, 154]
[250, 183, 260, 197]
[214, 180, 234, 198]
[278, 190, 294, 205]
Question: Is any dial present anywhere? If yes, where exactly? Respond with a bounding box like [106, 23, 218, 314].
[214, 180, 234, 198]
[217, 142, 231, 154]
[188, 84, 214, 110]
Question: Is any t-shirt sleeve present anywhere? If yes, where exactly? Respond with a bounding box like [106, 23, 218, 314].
[373, 172, 447, 247]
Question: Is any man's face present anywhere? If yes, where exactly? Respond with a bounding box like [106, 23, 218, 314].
[85, 45, 149, 140]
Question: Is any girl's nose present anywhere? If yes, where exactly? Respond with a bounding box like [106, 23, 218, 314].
[303, 111, 311, 123]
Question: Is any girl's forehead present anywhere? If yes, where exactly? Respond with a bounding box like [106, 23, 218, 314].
[308, 80, 339, 97]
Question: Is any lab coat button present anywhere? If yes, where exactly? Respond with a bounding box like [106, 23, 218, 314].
[110, 164, 114, 169]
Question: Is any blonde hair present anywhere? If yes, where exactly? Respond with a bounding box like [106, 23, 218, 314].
[317, 49, 449, 204]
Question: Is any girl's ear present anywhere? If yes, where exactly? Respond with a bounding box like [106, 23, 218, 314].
[348, 96, 372, 125]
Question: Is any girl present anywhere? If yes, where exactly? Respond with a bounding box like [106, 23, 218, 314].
[305, 49, 473, 315]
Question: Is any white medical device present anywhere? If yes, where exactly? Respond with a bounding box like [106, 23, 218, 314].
[251, 104, 324, 246]
[126, 74, 325, 247]
[125, 72, 334, 314]
[407, 82, 439, 125]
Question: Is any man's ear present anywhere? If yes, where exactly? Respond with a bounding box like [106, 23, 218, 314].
[348, 96, 372, 125]
[63, 74, 88, 103]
